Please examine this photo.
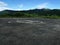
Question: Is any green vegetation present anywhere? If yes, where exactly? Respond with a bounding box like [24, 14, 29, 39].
[0, 8, 60, 18]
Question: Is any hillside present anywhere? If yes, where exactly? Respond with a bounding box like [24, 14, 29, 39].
[0, 9, 60, 18]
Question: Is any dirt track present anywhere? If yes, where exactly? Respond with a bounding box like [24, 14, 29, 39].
[0, 18, 60, 45]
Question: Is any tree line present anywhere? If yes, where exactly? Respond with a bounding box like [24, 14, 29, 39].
[0, 8, 60, 18]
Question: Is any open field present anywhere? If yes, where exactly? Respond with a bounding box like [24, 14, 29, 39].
[0, 18, 60, 45]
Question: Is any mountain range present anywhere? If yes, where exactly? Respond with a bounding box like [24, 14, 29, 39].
[0, 9, 60, 18]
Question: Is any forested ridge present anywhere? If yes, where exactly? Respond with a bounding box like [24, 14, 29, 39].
[0, 8, 60, 18]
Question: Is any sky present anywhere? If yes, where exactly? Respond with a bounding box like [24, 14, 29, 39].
[0, 0, 60, 11]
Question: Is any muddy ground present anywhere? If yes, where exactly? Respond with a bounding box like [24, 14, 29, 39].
[0, 18, 60, 45]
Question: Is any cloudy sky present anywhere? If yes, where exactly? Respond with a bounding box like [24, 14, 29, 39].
[0, 0, 60, 11]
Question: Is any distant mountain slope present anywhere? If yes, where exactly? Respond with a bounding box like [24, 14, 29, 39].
[0, 9, 60, 18]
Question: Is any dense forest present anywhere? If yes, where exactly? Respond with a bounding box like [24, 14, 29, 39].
[0, 8, 60, 18]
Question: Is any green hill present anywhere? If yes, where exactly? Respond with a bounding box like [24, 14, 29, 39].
[0, 9, 60, 18]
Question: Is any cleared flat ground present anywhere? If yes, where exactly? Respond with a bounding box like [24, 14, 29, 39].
[0, 18, 60, 45]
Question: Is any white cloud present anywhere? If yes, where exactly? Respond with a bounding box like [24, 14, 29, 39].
[0, 1, 49, 11]
[0, 1, 24, 11]
[36, 2, 48, 9]
[0, 1, 8, 7]
[0, 7, 9, 11]
[0, 1, 9, 11]
[26, 2, 49, 10]
[18, 4, 23, 8]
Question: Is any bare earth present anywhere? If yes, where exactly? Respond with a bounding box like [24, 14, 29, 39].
[0, 18, 60, 45]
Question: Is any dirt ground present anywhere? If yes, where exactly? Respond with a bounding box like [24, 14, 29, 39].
[0, 18, 60, 45]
